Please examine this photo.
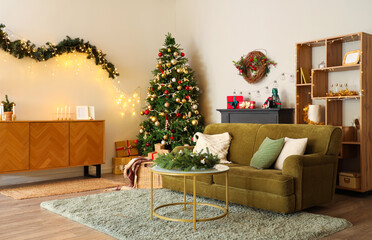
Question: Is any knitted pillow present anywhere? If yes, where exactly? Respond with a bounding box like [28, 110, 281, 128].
[193, 132, 232, 163]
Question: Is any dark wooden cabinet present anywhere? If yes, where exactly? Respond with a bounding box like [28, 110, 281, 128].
[217, 109, 294, 124]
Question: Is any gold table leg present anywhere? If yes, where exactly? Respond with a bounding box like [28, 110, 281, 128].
[226, 171, 229, 217]
[150, 171, 153, 220]
[184, 176, 186, 210]
[193, 176, 196, 230]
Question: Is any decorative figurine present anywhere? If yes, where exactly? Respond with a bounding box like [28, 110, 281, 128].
[263, 88, 281, 109]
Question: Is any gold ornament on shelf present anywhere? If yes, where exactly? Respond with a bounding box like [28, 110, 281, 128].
[155, 121, 160, 126]
[163, 135, 168, 140]
[181, 99, 186, 103]
[177, 85, 182, 90]
[176, 98, 180, 102]
[164, 102, 170, 108]
[191, 119, 198, 126]
[171, 59, 177, 65]
[166, 62, 171, 68]
[326, 88, 358, 97]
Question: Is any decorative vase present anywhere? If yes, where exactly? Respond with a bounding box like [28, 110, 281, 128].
[4, 112, 13, 121]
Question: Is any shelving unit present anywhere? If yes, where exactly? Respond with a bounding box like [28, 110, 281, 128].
[295, 32, 372, 192]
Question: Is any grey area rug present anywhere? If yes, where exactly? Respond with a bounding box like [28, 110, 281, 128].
[40, 189, 351, 240]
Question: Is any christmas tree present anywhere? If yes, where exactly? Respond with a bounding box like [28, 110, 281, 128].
[138, 33, 204, 155]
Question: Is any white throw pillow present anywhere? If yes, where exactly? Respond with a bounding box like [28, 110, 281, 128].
[274, 137, 308, 170]
[193, 132, 232, 163]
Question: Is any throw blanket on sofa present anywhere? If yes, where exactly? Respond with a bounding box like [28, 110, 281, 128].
[124, 157, 152, 187]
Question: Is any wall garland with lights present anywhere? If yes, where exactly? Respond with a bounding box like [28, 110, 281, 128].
[0, 24, 119, 79]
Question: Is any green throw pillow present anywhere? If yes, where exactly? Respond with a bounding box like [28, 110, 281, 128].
[250, 137, 285, 169]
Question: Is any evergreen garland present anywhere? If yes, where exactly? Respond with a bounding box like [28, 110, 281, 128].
[154, 148, 219, 171]
[0, 24, 119, 79]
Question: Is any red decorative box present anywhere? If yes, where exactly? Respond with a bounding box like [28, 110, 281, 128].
[227, 96, 243, 109]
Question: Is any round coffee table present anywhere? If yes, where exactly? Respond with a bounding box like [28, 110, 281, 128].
[150, 164, 229, 230]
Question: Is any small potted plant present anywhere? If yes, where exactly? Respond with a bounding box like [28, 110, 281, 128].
[1, 95, 15, 121]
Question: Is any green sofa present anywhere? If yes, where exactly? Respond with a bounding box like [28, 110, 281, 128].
[162, 123, 342, 214]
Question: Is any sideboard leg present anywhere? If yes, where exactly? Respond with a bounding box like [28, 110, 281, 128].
[84, 164, 101, 178]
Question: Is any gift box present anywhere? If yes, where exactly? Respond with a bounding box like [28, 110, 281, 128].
[115, 140, 139, 157]
[227, 96, 243, 109]
[112, 156, 138, 174]
[147, 143, 170, 160]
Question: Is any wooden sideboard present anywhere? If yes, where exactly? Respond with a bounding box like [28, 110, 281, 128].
[0, 120, 105, 177]
[217, 109, 294, 124]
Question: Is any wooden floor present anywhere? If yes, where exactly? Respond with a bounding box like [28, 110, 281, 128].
[0, 174, 371, 240]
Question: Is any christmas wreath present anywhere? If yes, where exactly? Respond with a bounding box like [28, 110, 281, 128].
[154, 148, 219, 171]
[233, 50, 276, 84]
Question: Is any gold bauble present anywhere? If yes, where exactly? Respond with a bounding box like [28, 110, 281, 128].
[150, 98, 154, 101]
[166, 62, 171, 68]
[182, 115, 186, 119]
[152, 94, 156, 98]
[158, 60, 163, 64]
[177, 68, 182, 73]
[155, 121, 160, 127]
[176, 98, 180, 102]
[159, 112, 165, 116]
[163, 135, 168, 140]
[139, 129, 144, 133]
[171, 59, 177, 65]
[148, 105, 152, 110]
[155, 64, 160, 68]
[173, 52, 179, 57]
[140, 111, 144, 115]
[168, 48, 171, 52]
[184, 70, 188, 74]
[181, 99, 186, 103]
[194, 110, 199, 114]
[177, 85, 182, 90]
[191, 119, 198, 126]
[152, 116, 157, 122]
[161, 73, 166, 78]
[161, 140, 166, 145]
[164, 102, 170, 108]
[158, 85, 162, 90]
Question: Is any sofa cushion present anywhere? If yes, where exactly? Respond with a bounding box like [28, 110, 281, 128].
[250, 137, 285, 169]
[204, 123, 261, 165]
[213, 165, 294, 196]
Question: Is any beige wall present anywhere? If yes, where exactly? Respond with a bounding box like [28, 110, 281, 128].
[174, 0, 372, 124]
[0, 0, 175, 185]
[1, 0, 372, 185]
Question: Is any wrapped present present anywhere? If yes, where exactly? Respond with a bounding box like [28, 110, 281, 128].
[227, 96, 243, 109]
[112, 156, 138, 174]
[115, 140, 139, 157]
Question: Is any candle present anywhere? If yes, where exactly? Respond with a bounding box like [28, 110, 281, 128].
[0, 103, 3, 121]
[60, 107, 63, 120]
[68, 106, 71, 120]
[65, 105, 67, 120]
[57, 107, 59, 120]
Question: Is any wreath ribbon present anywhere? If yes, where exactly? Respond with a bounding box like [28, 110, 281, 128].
[228, 96, 239, 109]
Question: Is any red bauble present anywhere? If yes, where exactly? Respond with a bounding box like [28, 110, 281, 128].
[186, 95, 190, 99]
[164, 90, 169, 94]
[239, 69, 243, 73]
[158, 52, 162, 57]
[144, 110, 150, 115]
[181, 52, 185, 57]
[171, 129, 175, 133]
[178, 80, 182, 84]
[146, 142, 150, 147]
[134, 139, 138, 144]
[150, 87, 153, 91]
[185, 86, 190, 91]
[176, 113, 181, 117]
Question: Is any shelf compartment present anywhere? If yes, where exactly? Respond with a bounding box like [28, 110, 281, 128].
[295, 85, 312, 124]
[325, 99, 342, 126]
[312, 64, 360, 72]
[312, 70, 328, 98]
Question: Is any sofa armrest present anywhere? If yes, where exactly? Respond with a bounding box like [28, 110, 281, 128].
[172, 146, 194, 153]
[282, 153, 338, 211]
